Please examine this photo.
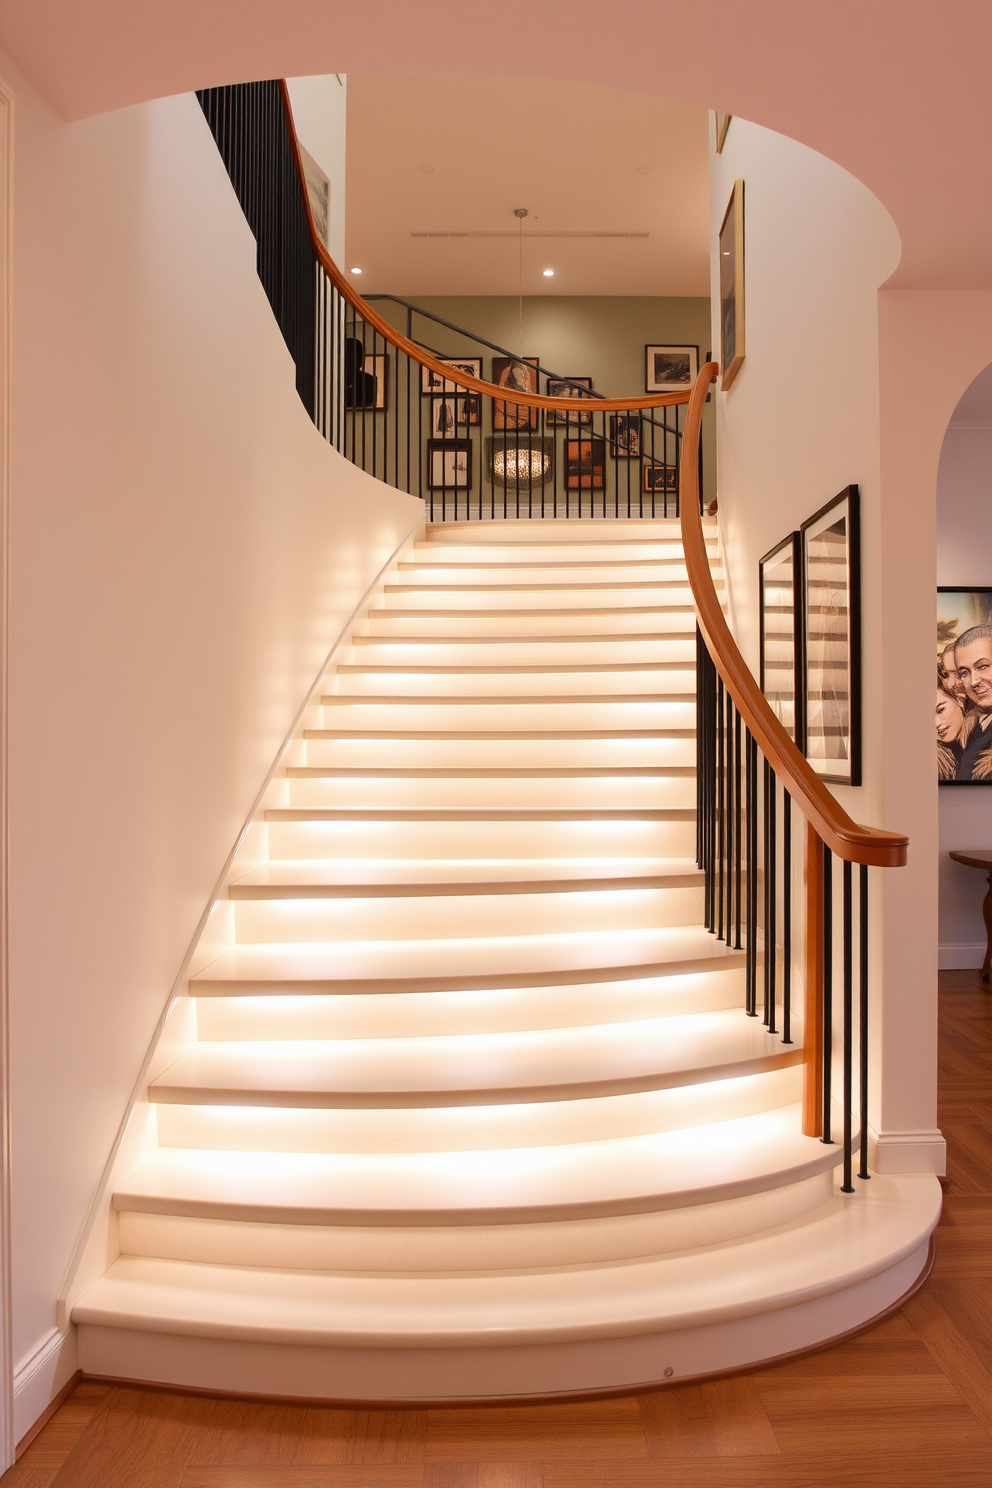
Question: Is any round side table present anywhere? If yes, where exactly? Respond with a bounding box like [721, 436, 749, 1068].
[948, 850, 992, 983]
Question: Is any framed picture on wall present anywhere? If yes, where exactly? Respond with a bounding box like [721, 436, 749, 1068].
[801, 485, 861, 786]
[760, 532, 803, 745]
[547, 377, 594, 426]
[609, 413, 642, 457]
[937, 588, 992, 783]
[719, 179, 745, 389]
[344, 351, 388, 411]
[492, 356, 540, 431]
[300, 145, 330, 246]
[420, 357, 482, 395]
[564, 437, 605, 490]
[427, 439, 472, 490]
[643, 464, 677, 493]
[715, 113, 733, 153]
[431, 396, 482, 436]
[645, 345, 698, 394]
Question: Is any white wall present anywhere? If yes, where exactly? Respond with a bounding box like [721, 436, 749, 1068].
[1, 53, 420, 1417]
[936, 419, 992, 966]
[709, 117, 944, 1175]
[287, 74, 346, 265]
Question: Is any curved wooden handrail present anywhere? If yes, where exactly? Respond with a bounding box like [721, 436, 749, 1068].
[279, 82, 691, 416]
[679, 362, 908, 869]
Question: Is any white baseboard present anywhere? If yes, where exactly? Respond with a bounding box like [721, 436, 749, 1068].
[869, 1128, 946, 1176]
[938, 942, 986, 970]
[13, 1327, 76, 1444]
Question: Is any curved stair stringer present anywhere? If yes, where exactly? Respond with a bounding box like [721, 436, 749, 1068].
[71, 517, 941, 1401]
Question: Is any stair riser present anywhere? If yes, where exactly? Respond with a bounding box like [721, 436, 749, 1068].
[231, 885, 705, 944]
[351, 640, 697, 664]
[284, 777, 696, 808]
[265, 820, 697, 859]
[317, 702, 696, 731]
[334, 672, 696, 698]
[302, 738, 696, 768]
[117, 1170, 827, 1273]
[155, 1063, 798, 1153]
[397, 566, 697, 584]
[381, 588, 699, 611]
[367, 612, 695, 636]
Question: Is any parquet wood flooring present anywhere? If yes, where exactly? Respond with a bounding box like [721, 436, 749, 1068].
[5, 970, 990, 1488]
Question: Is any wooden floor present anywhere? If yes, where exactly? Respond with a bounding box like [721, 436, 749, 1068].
[5, 970, 991, 1488]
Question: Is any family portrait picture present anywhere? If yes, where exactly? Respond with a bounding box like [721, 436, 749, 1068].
[937, 588, 992, 783]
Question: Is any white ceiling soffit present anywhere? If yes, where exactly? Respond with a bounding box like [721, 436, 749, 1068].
[345, 72, 709, 297]
[948, 361, 992, 428]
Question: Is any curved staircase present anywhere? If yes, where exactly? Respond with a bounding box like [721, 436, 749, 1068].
[72, 519, 939, 1402]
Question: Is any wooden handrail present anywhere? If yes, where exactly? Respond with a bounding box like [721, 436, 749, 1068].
[279, 82, 692, 417]
[679, 363, 908, 869]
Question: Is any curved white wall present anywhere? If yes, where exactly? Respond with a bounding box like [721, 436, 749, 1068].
[1, 54, 420, 1399]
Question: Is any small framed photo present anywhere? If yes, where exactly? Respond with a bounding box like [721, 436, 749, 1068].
[645, 345, 698, 394]
[431, 396, 480, 436]
[345, 351, 388, 411]
[492, 356, 539, 432]
[564, 437, 605, 490]
[427, 439, 472, 490]
[547, 377, 594, 426]
[802, 486, 860, 786]
[760, 532, 803, 745]
[714, 113, 732, 153]
[609, 413, 642, 458]
[421, 357, 482, 395]
[937, 588, 992, 784]
[720, 179, 746, 389]
[300, 145, 330, 246]
[643, 464, 677, 493]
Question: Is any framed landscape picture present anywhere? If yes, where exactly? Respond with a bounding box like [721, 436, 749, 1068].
[645, 345, 698, 394]
[492, 356, 540, 431]
[643, 464, 677, 493]
[421, 357, 482, 396]
[801, 486, 861, 786]
[564, 437, 605, 490]
[427, 439, 472, 490]
[760, 532, 803, 744]
[719, 179, 745, 389]
[937, 588, 992, 784]
[547, 377, 593, 426]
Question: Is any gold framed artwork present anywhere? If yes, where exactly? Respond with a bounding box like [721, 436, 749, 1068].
[715, 113, 732, 153]
[719, 179, 745, 390]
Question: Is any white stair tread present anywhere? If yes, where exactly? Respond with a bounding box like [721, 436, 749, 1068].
[320, 692, 690, 706]
[264, 808, 694, 822]
[190, 926, 745, 995]
[119, 1104, 825, 1226]
[81, 1175, 940, 1347]
[150, 1009, 798, 1109]
[229, 857, 702, 898]
[352, 632, 697, 646]
[285, 767, 695, 778]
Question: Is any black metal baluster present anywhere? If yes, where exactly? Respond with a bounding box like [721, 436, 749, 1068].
[746, 731, 758, 1016]
[766, 762, 777, 1035]
[725, 693, 734, 945]
[822, 843, 834, 1144]
[859, 864, 871, 1180]
[782, 791, 793, 1043]
[842, 858, 855, 1192]
[734, 710, 743, 950]
[717, 676, 725, 941]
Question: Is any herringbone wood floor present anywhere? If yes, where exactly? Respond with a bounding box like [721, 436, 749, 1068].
[5, 970, 991, 1488]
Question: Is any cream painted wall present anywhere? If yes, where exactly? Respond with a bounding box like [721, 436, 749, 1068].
[936, 421, 992, 966]
[708, 116, 950, 1174]
[2, 54, 420, 1389]
[287, 73, 347, 266]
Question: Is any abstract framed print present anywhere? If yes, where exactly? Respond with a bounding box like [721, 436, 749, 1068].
[546, 377, 593, 426]
[492, 356, 539, 432]
[564, 437, 605, 490]
[609, 413, 642, 458]
[801, 486, 861, 786]
[427, 439, 472, 490]
[645, 346, 698, 394]
[936, 588, 992, 783]
[719, 179, 745, 389]
[760, 532, 803, 745]
[420, 357, 482, 395]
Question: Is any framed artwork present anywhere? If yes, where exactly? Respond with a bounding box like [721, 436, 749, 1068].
[492, 356, 539, 431]
[760, 532, 803, 744]
[564, 437, 605, 490]
[421, 357, 482, 395]
[430, 395, 479, 436]
[719, 179, 746, 389]
[427, 439, 472, 490]
[366, 354, 387, 411]
[643, 463, 677, 493]
[801, 486, 861, 786]
[344, 351, 387, 411]
[547, 377, 594, 426]
[936, 588, 992, 784]
[609, 413, 642, 458]
[715, 113, 733, 153]
[645, 345, 699, 394]
[300, 145, 330, 246]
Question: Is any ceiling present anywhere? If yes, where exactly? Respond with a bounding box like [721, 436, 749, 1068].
[949, 362, 992, 427]
[344, 73, 709, 297]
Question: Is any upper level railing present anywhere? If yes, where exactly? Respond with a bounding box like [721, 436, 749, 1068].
[195, 80, 908, 1188]
[196, 80, 697, 521]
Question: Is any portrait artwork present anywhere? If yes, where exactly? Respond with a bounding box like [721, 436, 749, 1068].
[492, 357, 540, 432]
[937, 588, 992, 783]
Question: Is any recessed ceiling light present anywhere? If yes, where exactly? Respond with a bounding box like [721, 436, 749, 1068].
[350, 266, 362, 274]
[543, 268, 554, 277]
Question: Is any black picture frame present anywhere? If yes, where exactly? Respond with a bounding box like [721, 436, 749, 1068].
[609, 413, 643, 458]
[564, 437, 605, 490]
[420, 357, 482, 395]
[492, 356, 540, 432]
[643, 464, 677, 493]
[344, 351, 388, 411]
[546, 377, 594, 426]
[645, 345, 698, 394]
[426, 439, 472, 491]
[801, 485, 861, 786]
[760, 531, 803, 746]
[937, 587, 992, 784]
[430, 395, 480, 437]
